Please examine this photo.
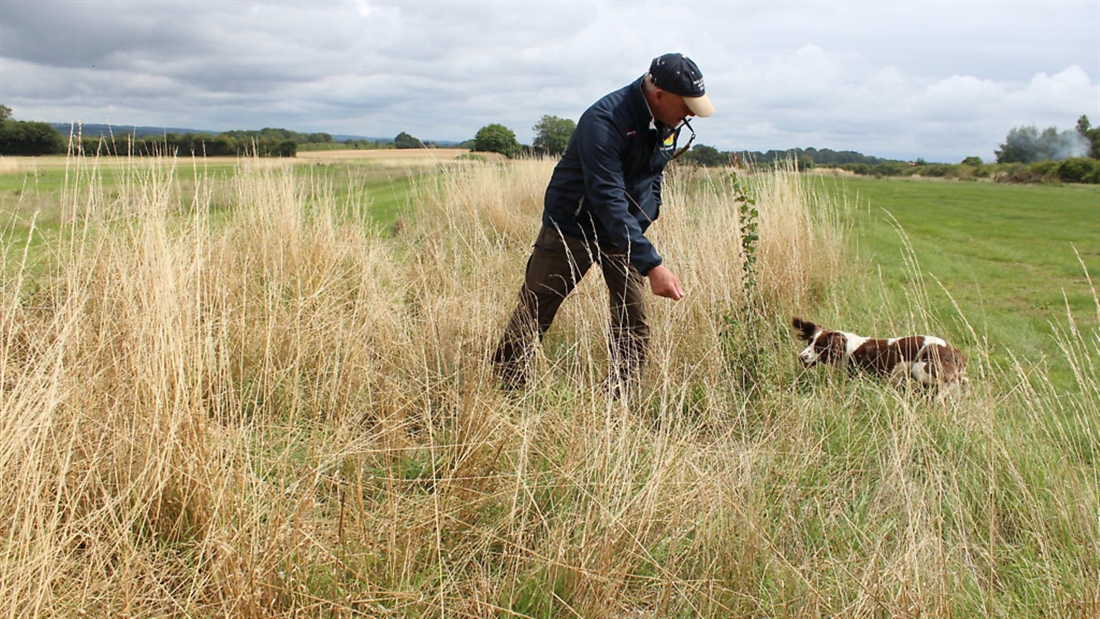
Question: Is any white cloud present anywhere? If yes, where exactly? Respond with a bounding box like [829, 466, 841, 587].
[1, 0, 1097, 161]
[1012, 66, 1098, 118]
[919, 75, 1006, 121]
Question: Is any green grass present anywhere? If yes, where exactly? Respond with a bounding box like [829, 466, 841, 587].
[0, 158, 422, 275]
[813, 176, 1100, 390]
[297, 161, 419, 232]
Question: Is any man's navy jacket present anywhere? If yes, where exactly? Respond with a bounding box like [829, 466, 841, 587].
[542, 76, 682, 276]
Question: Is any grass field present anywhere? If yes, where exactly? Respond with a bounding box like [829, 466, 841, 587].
[807, 174, 1100, 390]
[0, 150, 476, 266]
[0, 152, 1097, 617]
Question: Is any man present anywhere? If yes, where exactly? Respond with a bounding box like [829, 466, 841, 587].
[492, 53, 714, 394]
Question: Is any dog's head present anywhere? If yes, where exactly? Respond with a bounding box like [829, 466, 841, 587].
[791, 316, 847, 367]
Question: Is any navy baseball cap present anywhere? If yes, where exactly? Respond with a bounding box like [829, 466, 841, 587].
[648, 53, 714, 118]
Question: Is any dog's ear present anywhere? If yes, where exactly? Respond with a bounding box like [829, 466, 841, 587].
[792, 317, 816, 342]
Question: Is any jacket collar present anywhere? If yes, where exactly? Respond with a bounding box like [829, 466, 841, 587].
[631, 76, 659, 132]
[632, 75, 676, 135]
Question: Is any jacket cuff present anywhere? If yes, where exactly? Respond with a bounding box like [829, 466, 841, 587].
[638, 258, 662, 277]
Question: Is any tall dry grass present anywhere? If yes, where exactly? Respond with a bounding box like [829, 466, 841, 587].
[0, 154, 1096, 617]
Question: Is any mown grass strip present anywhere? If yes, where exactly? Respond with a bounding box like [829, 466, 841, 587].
[814, 175, 1100, 390]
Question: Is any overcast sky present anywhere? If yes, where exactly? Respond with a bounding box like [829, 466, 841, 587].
[2, 0, 1098, 162]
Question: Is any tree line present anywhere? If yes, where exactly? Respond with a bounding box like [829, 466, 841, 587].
[73, 126, 351, 157]
[671, 113, 1100, 184]
[0, 108, 309, 158]
[995, 116, 1099, 163]
[87, 131, 301, 158]
[478, 113, 1098, 183]
[0, 105, 66, 155]
[4, 102, 1098, 183]
[0, 106, 446, 157]
[425, 117, 577, 160]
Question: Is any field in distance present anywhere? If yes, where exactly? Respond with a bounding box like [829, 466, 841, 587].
[0, 147, 478, 173]
[297, 148, 475, 163]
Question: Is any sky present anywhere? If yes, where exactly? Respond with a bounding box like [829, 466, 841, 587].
[1, 0, 1098, 163]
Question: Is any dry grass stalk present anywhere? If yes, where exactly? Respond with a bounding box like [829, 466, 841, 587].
[0, 153, 1095, 617]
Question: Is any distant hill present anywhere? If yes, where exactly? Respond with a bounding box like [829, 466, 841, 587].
[50, 123, 209, 139]
[331, 133, 395, 144]
[50, 124, 400, 144]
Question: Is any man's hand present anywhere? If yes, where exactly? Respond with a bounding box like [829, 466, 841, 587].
[647, 264, 684, 300]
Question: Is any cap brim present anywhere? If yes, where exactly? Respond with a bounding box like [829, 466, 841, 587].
[685, 94, 714, 118]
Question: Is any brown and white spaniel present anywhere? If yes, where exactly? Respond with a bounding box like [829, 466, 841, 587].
[791, 316, 968, 398]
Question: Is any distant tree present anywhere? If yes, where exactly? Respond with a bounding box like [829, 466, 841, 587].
[225, 128, 282, 143]
[961, 156, 984, 166]
[996, 124, 1089, 163]
[394, 131, 424, 149]
[735, 147, 892, 168]
[995, 126, 1037, 163]
[262, 127, 295, 142]
[474, 123, 520, 158]
[1076, 115, 1090, 136]
[679, 144, 727, 167]
[0, 120, 65, 155]
[1076, 115, 1100, 159]
[532, 115, 575, 156]
[0, 106, 65, 155]
[275, 140, 297, 157]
